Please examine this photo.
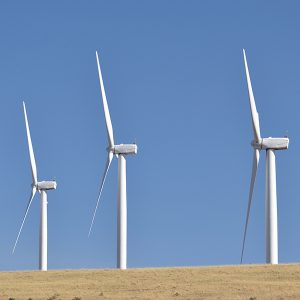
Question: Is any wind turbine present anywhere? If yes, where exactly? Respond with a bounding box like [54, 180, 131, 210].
[240, 49, 289, 265]
[13, 102, 57, 271]
[89, 52, 137, 270]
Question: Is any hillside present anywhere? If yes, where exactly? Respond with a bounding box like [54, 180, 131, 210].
[1, 264, 300, 300]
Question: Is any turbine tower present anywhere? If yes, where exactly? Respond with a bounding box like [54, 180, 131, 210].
[89, 52, 137, 270]
[240, 50, 289, 265]
[13, 102, 57, 271]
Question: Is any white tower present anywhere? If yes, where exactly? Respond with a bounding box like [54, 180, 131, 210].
[240, 50, 288, 265]
[13, 102, 57, 271]
[89, 52, 137, 270]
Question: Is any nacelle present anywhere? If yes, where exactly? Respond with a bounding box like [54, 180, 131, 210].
[37, 181, 57, 191]
[252, 137, 289, 150]
[112, 144, 138, 155]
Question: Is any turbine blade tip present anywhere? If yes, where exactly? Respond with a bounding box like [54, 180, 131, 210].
[88, 227, 92, 238]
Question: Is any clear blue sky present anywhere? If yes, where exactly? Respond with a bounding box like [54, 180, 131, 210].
[0, 1, 299, 270]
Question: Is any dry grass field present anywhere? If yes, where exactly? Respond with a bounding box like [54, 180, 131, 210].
[1, 264, 300, 300]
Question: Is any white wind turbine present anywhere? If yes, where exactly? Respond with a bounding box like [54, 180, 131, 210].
[13, 102, 57, 271]
[240, 50, 289, 265]
[89, 52, 137, 270]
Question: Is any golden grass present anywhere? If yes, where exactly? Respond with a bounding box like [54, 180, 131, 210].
[1, 264, 300, 300]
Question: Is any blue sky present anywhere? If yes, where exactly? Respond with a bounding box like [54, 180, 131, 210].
[0, 1, 299, 270]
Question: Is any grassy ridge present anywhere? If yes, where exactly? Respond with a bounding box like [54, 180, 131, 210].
[1, 264, 300, 299]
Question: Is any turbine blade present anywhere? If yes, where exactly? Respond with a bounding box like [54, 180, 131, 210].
[240, 149, 260, 263]
[23, 102, 38, 185]
[88, 151, 114, 237]
[12, 187, 37, 253]
[243, 49, 261, 141]
[96, 51, 115, 148]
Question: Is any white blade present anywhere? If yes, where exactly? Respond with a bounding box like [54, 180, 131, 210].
[23, 102, 38, 185]
[240, 149, 260, 263]
[12, 187, 37, 253]
[96, 51, 115, 148]
[88, 151, 114, 237]
[243, 49, 261, 141]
